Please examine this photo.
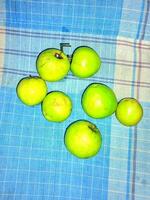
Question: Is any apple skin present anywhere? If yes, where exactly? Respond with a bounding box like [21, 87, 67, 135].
[115, 98, 143, 126]
[36, 48, 70, 82]
[81, 83, 117, 118]
[16, 76, 48, 106]
[42, 91, 72, 122]
[64, 120, 102, 159]
[71, 46, 101, 78]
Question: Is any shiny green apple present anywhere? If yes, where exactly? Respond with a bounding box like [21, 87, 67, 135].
[115, 97, 143, 126]
[42, 91, 72, 122]
[71, 46, 101, 78]
[16, 76, 48, 106]
[64, 120, 102, 158]
[81, 83, 117, 118]
[36, 48, 70, 82]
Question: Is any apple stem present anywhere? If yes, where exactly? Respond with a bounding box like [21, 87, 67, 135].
[60, 43, 71, 52]
[55, 53, 63, 59]
[88, 125, 98, 133]
[67, 55, 72, 62]
[60, 43, 72, 61]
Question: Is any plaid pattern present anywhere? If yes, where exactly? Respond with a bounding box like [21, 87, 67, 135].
[0, 0, 150, 199]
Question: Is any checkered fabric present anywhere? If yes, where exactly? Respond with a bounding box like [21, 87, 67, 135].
[0, 0, 150, 199]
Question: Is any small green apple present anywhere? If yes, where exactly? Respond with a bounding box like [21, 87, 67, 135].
[16, 76, 48, 106]
[71, 46, 101, 78]
[64, 120, 102, 158]
[81, 83, 117, 118]
[36, 48, 70, 82]
[42, 91, 72, 122]
[115, 97, 143, 126]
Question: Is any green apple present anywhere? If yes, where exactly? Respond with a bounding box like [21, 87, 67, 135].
[81, 83, 117, 118]
[64, 120, 102, 158]
[115, 98, 143, 126]
[16, 76, 48, 106]
[36, 48, 70, 82]
[42, 91, 72, 122]
[71, 46, 101, 78]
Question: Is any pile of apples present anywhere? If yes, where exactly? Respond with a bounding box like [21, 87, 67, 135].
[16, 44, 143, 159]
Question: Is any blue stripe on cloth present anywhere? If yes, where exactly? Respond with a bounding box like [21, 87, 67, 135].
[131, 1, 150, 199]
[1, 16, 124, 198]
[2, 26, 117, 199]
[126, 1, 146, 199]
[136, 0, 145, 40]
[143, 0, 150, 41]
[6, 0, 123, 36]
[0, 1, 5, 26]
[0, 86, 111, 199]
[2, 31, 118, 88]
[126, 128, 133, 200]
[118, 0, 150, 40]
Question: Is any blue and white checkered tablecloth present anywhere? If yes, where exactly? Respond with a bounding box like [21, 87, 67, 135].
[0, 0, 150, 199]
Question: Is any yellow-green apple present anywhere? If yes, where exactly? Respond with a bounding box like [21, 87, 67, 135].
[16, 76, 48, 106]
[115, 97, 143, 126]
[71, 46, 101, 78]
[42, 91, 72, 122]
[64, 120, 102, 158]
[36, 48, 70, 81]
[81, 83, 117, 118]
